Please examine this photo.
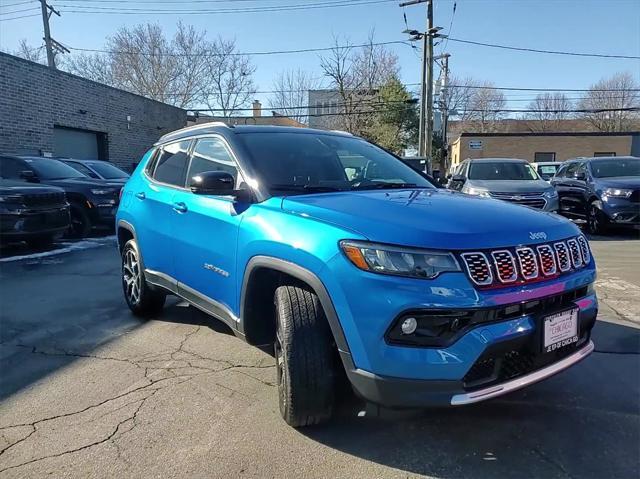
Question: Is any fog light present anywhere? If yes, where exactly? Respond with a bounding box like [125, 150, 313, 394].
[401, 317, 418, 335]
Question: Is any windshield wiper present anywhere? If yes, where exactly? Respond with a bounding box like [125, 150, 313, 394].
[270, 184, 344, 193]
[350, 181, 428, 191]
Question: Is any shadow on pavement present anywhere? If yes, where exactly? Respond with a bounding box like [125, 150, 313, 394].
[585, 229, 640, 242]
[303, 320, 640, 479]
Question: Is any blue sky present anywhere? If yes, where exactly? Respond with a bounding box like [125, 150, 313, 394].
[1, 0, 639, 108]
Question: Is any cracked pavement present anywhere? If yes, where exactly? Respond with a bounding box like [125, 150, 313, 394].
[0, 235, 638, 478]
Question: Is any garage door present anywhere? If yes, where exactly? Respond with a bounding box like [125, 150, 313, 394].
[53, 127, 99, 159]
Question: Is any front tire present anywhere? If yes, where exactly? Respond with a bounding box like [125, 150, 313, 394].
[66, 203, 92, 239]
[122, 239, 166, 317]
[587, 200, 609, 235]
[274, 285, 336, 427]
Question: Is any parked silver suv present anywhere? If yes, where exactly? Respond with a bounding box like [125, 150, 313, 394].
[449, 158, 559, 211]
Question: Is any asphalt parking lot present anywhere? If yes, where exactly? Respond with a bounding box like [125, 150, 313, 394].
[0, 233, 638, 478]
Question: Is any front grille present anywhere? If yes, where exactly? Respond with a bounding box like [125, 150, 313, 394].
[537, 245, 557, 276]
[460, 235, 591, 288]
[491, 250, 517, 283]
[23, 192, 66, 207]
[567, 239, 583, 268]
[490, 192, 547, 209]
[460, 252, 493, 286]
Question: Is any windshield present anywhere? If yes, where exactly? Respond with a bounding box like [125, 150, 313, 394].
[537, 164, 558, 180]
[469, 161, 539, 181]
[25, 158, 86, 180]
[590, 158, 640, 178]
[238, 132, 434, 194]
[87, 161, 129, 179]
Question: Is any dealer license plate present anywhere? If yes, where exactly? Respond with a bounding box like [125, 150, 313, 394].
[543, 308, 579, 353]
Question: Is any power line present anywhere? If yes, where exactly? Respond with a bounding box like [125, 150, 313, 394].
[0, 0, 35, 7]
[0, 13, 39, 21]
[447, 37, 640, 60]
[0, 7, 40, 16]
[65, 40, 410, 57]
[54, 0, 397, 14]
[440, 0, 456, 53]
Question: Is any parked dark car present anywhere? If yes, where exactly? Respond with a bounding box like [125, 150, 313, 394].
[0, 155, 121, 238]
[550, 156, 640, 234]
[60, 158, 130, 184]
[0, 179, 70, 247]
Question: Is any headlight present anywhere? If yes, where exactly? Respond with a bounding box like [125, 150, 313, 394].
[340, 240, 461, 279]
[464, 187, 491, 197]
[603, 188, 633, 198]
[543, 189, 558, 199]
[90, 189, 112, 195]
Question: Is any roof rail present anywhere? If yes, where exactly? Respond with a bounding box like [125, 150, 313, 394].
[158, 121, 232, 142]
[329, 129, 353, 136]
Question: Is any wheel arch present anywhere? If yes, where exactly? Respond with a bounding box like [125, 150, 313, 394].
[117, 220, 137, 253]
[239, 256, 351, 360]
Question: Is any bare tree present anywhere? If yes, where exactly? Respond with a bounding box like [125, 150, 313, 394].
[319, 32, 399, 134]
[12, 39, 46, 64]
[524, 93, 574, 131]
[577, 72, 640, 131]
[270, 69, 321, 124]
[203, 37, 256, 117]
[65, 22, 252, 110]
[464, 81, 507, 132]
[441, 75, 477, 121]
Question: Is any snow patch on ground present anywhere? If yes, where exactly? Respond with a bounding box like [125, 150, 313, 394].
[0, 236, 117, 263]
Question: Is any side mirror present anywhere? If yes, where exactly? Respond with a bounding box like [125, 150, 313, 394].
[20, 170, 38, 182]
[190, 171, 252, 202]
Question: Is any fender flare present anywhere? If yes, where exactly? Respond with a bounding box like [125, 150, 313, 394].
[239, 256, 352, 360]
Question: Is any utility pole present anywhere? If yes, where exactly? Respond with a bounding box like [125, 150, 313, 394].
[439, 53, 450, 173]
[39, 0, 67, 69]
[400, 0, 442, 172]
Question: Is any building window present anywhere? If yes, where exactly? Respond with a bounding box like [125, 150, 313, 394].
[594, 152, 616, 157]
[534, 152, 556, 162]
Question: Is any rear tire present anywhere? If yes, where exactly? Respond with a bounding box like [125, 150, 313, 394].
[122, 239, 166, 317]
[587, 200, 609, 235]
[66, 203, 91, 239]
[274, 285, 336, 427]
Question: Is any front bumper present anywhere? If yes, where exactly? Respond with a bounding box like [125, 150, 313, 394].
[0, 206, 70, 240]
[601, 198, 640, 225]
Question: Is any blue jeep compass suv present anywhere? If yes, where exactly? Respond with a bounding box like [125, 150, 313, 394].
[116, 123, 597, 427]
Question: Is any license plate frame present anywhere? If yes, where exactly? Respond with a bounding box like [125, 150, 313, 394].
[542, 307, 579, 353]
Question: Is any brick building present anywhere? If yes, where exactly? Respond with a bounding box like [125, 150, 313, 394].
[0, 53, 187, 170]
[449, 131, 639, 170]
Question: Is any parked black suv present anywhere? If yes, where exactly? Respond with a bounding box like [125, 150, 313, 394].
[551, 156, 640, 234]
[60, 158, 130, 185]
[0, 179, 70, 247]
[0, 155, 122, 238]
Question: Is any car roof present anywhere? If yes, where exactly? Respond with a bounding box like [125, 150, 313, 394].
[468, 157, 528, 163]
[156, 123, 354, 146]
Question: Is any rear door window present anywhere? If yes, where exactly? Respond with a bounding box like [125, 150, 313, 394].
[152, 141, 191, 187]
[0, 157, 28, 179]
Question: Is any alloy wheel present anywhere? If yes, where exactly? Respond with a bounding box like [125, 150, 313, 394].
[123, 248, 141, 305]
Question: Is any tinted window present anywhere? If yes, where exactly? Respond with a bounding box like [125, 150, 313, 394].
[87, 161, 129, 179]
[468, 161, 538, 180]
[555, 163, 571, 178]
[153, 141, 191, 186]
[590, 158, 640, 178]
[188, 137, 242, 188]
[0, 157, 28, 179]
[65, 161, 98, 178]
[239, 133, 432, 193]
[564, 162, 583, 178]
[26, 158, 86, 179]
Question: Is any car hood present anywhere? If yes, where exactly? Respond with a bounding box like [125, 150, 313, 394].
[596, 177, 640, 189]
[44, 178, 120, 189]
[281, 189, 578, 250]
[467, 179, 552, 193]
[0, 180, 65, 195]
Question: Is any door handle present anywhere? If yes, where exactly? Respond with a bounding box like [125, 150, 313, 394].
[172, 202, 188, 213]
[135, 192, 146, 200]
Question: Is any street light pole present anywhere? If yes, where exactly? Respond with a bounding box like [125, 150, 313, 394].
[425, 0, 434, 166]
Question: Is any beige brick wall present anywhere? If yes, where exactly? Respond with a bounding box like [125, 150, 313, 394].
[451, 135, 633, 167]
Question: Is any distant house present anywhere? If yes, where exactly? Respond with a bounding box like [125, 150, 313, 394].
[188, 101, 305, 128]
[448, 131, 640, 172]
